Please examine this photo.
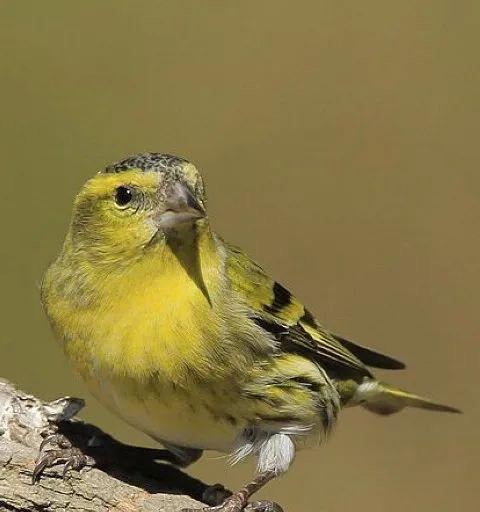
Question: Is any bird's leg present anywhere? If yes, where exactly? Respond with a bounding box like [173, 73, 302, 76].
[33, 430, 236, 507]
[32, 422, 200, 482]
[32, 432, 94, 483]
[183, 470, 283, 512]
[32, 422, 234, 506]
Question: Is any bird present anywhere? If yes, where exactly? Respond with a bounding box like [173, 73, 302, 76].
[40, 152, 460, 512]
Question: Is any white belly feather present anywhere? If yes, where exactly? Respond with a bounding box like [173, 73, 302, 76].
[87, 374, 243, 453]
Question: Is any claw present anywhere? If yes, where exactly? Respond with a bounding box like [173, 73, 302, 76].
[33, 447, 90, 483]
[246, 501, 284, 512]
[62, 455, 83, 478]
[32, 433, 91, 484]
[182, 497, 283, 512]
[39, 433, 71, 453]
[181, 494, 244, 512]
[32, 452, 54, 483]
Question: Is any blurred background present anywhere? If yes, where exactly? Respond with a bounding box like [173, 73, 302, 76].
[0, 1, 477, 511]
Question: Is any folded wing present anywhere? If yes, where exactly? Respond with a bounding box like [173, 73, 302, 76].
[226, 243, 405, 379]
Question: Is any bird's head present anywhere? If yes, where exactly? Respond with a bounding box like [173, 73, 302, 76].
[69, 153, 207, 262]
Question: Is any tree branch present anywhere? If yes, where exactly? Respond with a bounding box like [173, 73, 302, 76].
[0, 378, 221, 511]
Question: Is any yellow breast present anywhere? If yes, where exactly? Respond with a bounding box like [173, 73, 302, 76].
[55, 238, 224, 383]
[42, 228, 249, 450]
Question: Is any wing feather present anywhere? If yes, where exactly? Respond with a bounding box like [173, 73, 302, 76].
[225, 244, 373, 378]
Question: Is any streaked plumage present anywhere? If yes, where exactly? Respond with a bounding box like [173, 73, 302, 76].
[41, 153, 459, 511]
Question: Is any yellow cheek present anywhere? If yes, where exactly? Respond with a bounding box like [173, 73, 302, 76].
[95, 212, 156, 255]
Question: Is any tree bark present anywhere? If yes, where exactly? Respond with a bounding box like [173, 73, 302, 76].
[0, 378, 217, 511]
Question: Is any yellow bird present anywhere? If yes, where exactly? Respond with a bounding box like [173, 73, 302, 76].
[40, 153, 459, 512]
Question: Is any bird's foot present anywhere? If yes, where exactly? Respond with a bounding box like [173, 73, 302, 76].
[183, 495, 283, 512]
[32, 417, 184, 483]
[246, 502, 284, 512]
[32, 432, 94, 483]
[184, 470, 282, 512]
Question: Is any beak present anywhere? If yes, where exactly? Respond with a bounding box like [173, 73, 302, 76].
[156, 181, 205, 229]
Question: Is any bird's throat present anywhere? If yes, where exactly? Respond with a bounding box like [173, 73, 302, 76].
[164, 222, 215, 305]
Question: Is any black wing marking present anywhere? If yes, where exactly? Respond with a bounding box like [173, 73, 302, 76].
[333, 335, 406, 370]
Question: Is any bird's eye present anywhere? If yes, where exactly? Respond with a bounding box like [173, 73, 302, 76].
[114, 186, 133, 207]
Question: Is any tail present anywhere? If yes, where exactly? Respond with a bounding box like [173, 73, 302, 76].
[353, 380, 461, 415]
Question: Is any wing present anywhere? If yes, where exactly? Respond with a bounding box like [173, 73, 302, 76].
[225, 243, 404, 379]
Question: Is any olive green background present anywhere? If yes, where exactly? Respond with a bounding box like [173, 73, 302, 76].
[0, 2, 477, 511]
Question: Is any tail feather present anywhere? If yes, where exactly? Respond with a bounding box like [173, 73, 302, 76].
[354, 381, 461, 415]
